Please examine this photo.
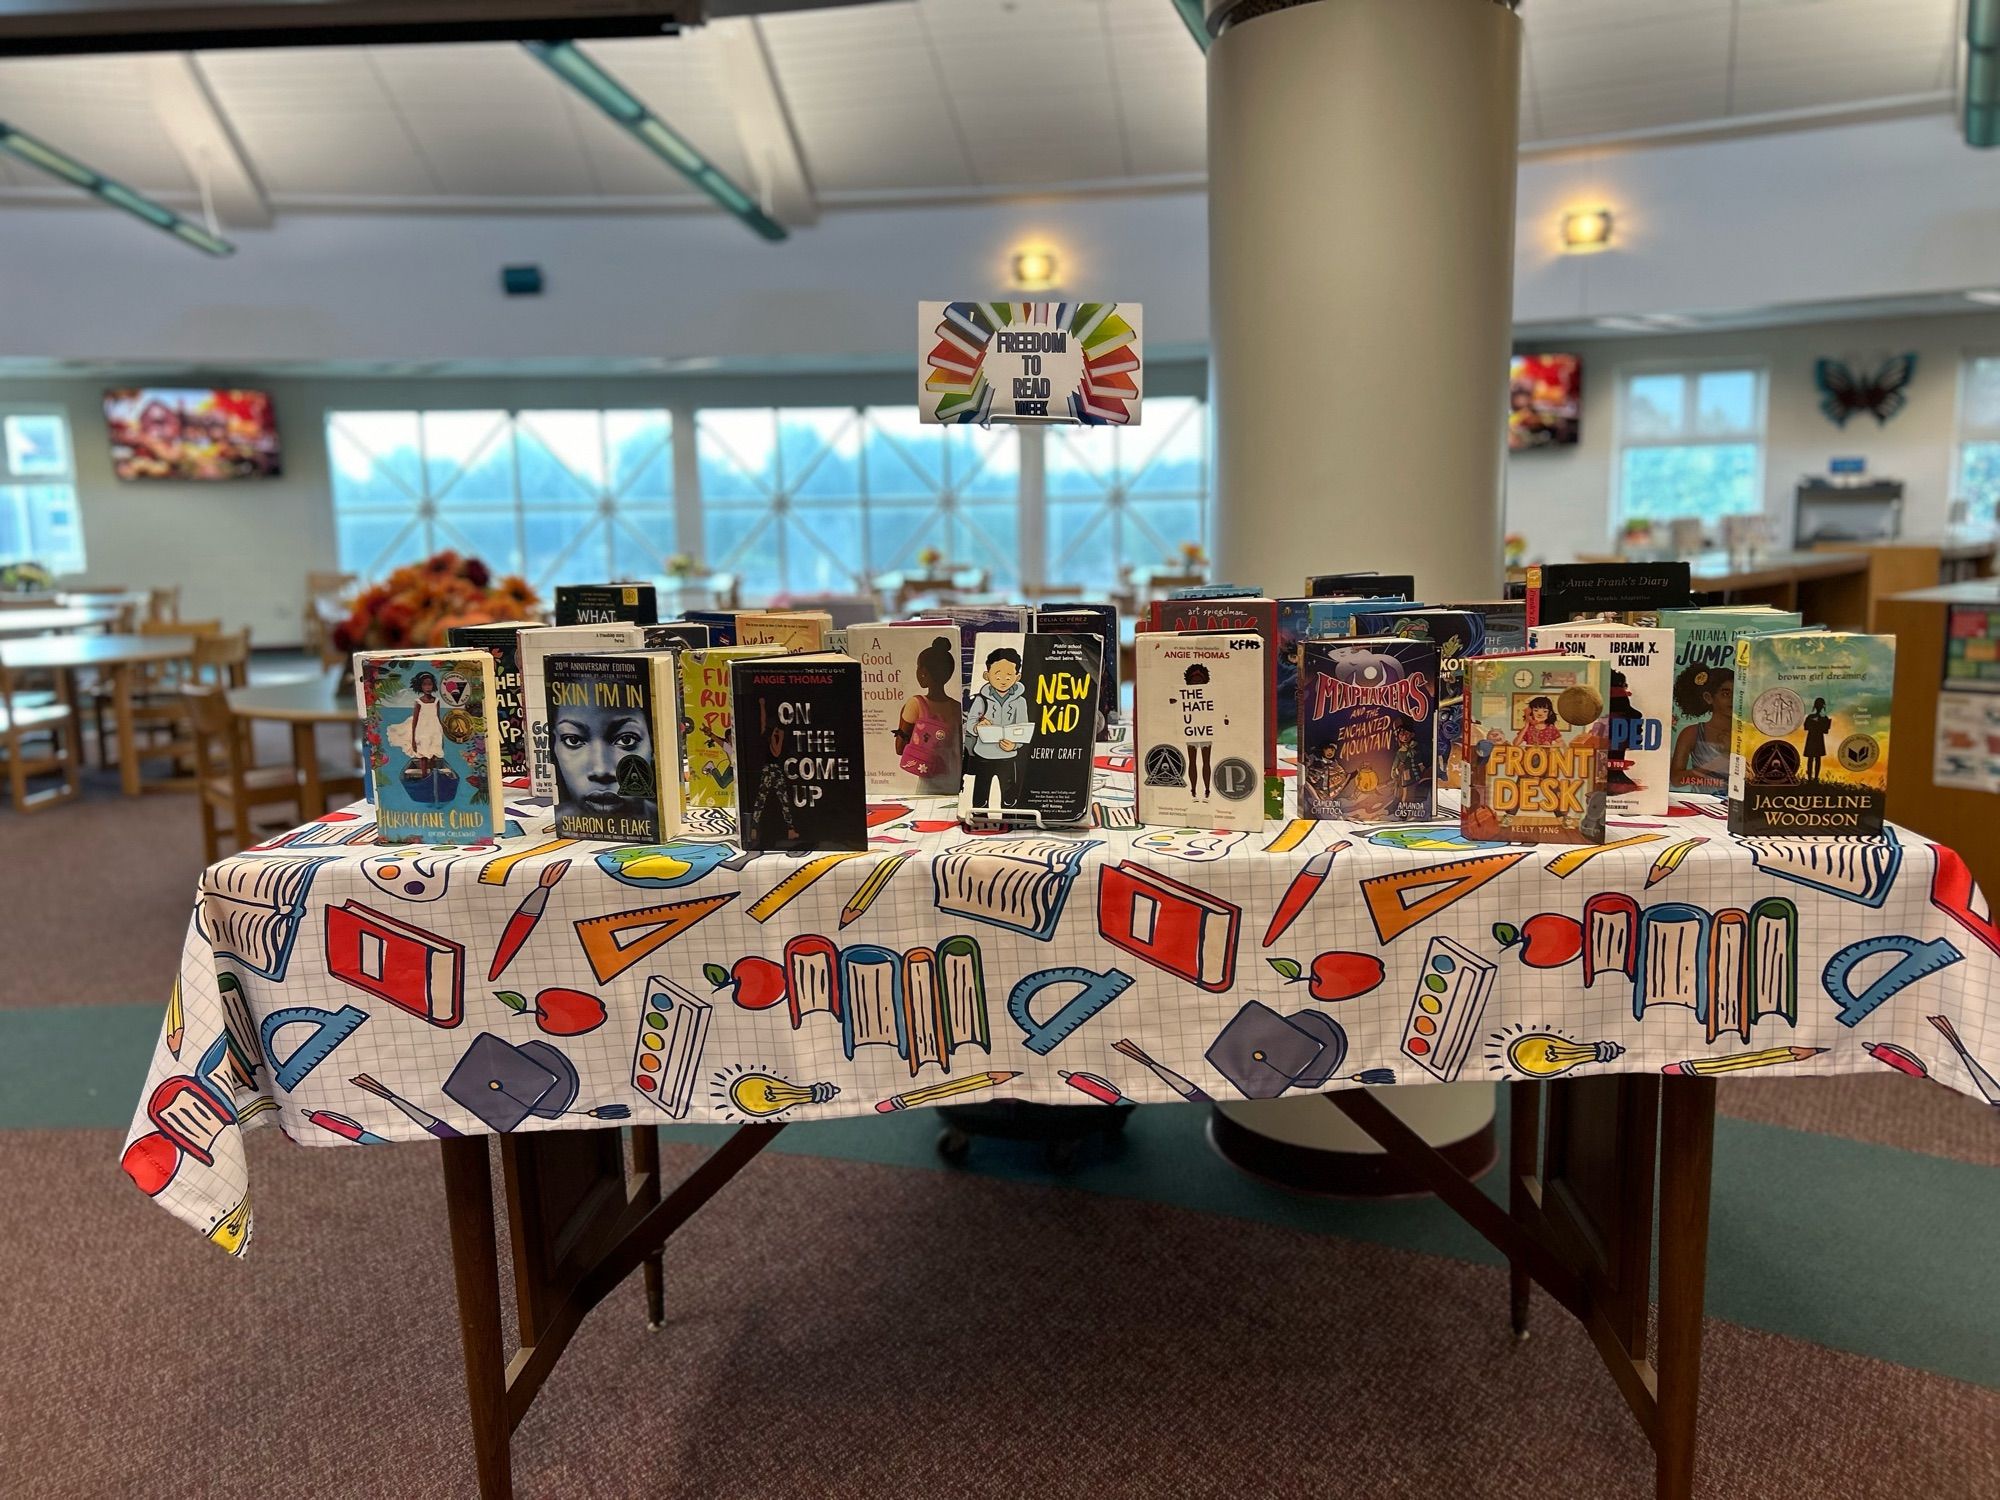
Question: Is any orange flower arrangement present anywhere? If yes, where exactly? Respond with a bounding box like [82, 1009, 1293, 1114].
[330, 551, 541, 653]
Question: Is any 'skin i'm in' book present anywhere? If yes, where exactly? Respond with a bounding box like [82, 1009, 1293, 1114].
[357, 650, 505, 844]
[1134, 630, 1267, 831]
[1728, 630, 1895, 836]
[544, 650, 686, 843]
[1462, 654, 1609, 844]
[520, 624, 644, 800]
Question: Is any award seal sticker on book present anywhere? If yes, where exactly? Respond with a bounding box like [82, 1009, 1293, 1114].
[918, 301, 1142, 425]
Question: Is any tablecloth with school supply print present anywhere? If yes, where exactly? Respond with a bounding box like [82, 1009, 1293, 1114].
[124, 742, 2000, 1256]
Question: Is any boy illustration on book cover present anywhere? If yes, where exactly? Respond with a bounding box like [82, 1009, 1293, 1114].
[963, 644, 1031, 813]
[894, 634, 964, 795]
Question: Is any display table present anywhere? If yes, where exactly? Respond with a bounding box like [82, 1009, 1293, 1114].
[124, 747, 2000, 1499]
[0, 632, 195, 795]
[227, 671, 359, 818]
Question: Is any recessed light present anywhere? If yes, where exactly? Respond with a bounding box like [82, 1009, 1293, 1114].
[1562, 207, 1614, 253]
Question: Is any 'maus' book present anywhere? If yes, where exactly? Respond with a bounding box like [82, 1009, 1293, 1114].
[1528, 623, 1671, 817]
[848, 623, 964, 796]
[960, 631, 1100, 827]
[446, 622, 535, 780]
[1296, 636, 1438, 823]
[519, 624, 644, 799]
[554, 582, 659, 627]
[1134, 630, 1267, 832]
[1728, 630, 1895, 836]
[1658, 606, 1802, 794]
[732, 653, 868, 851]
[357, 650, 504, 844]
[1462, 654, 1609, 844]
[544, 650, 685, 843]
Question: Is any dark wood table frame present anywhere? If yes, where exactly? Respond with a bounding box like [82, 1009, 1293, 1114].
[438, 1076, 1716, 1500]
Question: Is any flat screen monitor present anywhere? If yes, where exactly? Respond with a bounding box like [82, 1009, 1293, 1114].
[1508, 354, 1581, 451]
[105, 388, 281, 481]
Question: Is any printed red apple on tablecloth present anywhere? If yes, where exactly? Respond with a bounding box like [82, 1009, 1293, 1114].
[494, 987, 607, 1035]
[1492, 914, 1584, 969]
[704, 958, 786, 1011]
[1265, 951, 1387, 1001]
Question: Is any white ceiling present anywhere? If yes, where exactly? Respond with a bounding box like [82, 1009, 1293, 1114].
[0, 0, 1966, 215]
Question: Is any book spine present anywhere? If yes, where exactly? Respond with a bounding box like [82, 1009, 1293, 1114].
[1524, 565, 1543, 627]
[1726, 634, 1752, 825]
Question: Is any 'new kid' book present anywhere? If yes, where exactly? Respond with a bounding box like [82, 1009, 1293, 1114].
[960, 632, 1100, 827]
[1296, 637, 1438, 823]
[679, 645, 782, 811]
[1659, 606, 1802, 794]
[847, 623, 964, 796]
[358, 650, 504, 844]
[1527, 622, 1671, 817]
[1134, 630, 1267, 831]
[1728, 630, 1895, 836]
[1462, 654, 1609, 844]
[544, 650, 685, 843]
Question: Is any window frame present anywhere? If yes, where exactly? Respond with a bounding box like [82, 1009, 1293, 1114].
[0, 405, 85, 574]
[1608, 361, 1769, 539]
[1952, 351, 2000, 525]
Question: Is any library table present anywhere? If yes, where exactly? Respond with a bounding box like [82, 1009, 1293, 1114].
[0, 632, 193, 795]
[227, 671, 358, 818]
[124, 754, 2000, 1499]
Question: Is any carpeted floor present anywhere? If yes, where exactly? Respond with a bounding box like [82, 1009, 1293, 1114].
[4, 667, 1998, 1498]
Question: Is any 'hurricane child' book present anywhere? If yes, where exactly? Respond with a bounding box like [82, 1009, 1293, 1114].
[1527, 622, 1671, 817]
[1659, 606, 1802, 794]
[520, 624, 644, 800]
[1296, 637, 1438, 823]
[358, 650, 504, 844]
[1462, 654, 1609, 844]
[446, 621, 534, 779]
[554, 582, 659, 626]
[960, 632, 1101, 827]
[848, 623, 964, 796]
[544, 650, 685, 843]
[1134, 630, 1268, 832]
[1728, 630, 1895, 836]
[679, 645, 782, 810]
[731, 654, 868, 852]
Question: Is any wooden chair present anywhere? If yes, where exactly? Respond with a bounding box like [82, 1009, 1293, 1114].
[0, 658, 82, 812]
[181, 685, 308, 860]
[92, 620, 216, 768]
[191, 629, 252, 689]
[147, 585, 181, 623]
[303, 571, 357, 658]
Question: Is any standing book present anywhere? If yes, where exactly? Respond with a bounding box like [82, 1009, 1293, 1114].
[1275, 595, 1405, 737]
[1134, 630, 1267, 831]
[732, 654, 868, 851]
[684, 610, 739, 646]
[1296, 636, 1438, 822]
[446, 621, 535, 779]
[1462, 654, 1610, 844]
[1352, 607, 1487, 792]
[734, 610, 833, 652]
[1524, 561, 1691, 627]
[642, 621, 712, 650]
[1151, 595, 1281, 816]
[519, 624, 644, 799]
[961, 632, 1100, 827]
[1728, 630, 1895, 836]
[357, 650, 504, 844]
[544, 650, 685, 842]
[554, 582, 659, 626]
[848, 623, 964, 796]
[1527, 622, 1672, 817]
[1659, 606, 1802, 794]
[679, 645, 783, 811]
[1308, 571, 1416, 600]
[933, 604, 1029, 700]
[1035, 603, 1120, 729]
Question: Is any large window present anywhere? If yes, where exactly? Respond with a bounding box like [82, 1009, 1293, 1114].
[329, 409, 674, 588]
[1613, 367, 1765, 532]
[1045, 395, 1209, 593]
[0, 409, 85, 574]
[1956, 356, 2000, 524]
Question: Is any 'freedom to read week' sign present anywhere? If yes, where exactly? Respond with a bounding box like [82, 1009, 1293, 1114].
[918, 301, 1143, 426]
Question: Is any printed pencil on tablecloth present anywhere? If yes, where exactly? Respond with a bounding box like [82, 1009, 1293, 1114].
[1275, 595, 1406, 737]
[680, 645, 783, 811]
[543, 650, 685, 843]
[1150, 595, 1280, 815]
[519, 624, 644, 799]
[1527, 622, 1671, 817]
[731, 653, 868, 851]
[1523, 561, 1691, 628]
[1134, 630, 1266, 831]
[1728, 630, 1895, 836]
[1035, 603, 1119, 728]
[356, 650, 504, 844]
[1296, 636, 1438, 822]
[733, 610, 833, 652]
[961, 631, 1100, 827]
[1352, 607, 1486, 792]
[553, 582, 659, 626]
[1462, 653, 1610, 844]
[445, 621, 535, 779]
[848, 623, 963, 796]
[1659, 606, 1802, 794]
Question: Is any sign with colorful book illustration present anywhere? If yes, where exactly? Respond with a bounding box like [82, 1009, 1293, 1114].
[357, 650, 503, 844]
[918, 301, 1142, 425]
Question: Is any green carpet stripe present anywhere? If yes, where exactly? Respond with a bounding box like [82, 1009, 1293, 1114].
[11, 1003, 1996, 1390]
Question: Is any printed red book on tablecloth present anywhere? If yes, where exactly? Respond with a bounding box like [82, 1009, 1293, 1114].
[325, 900, 465, 1026]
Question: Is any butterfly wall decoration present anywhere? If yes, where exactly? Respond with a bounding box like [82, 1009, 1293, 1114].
[1814, 354, 1916, 427]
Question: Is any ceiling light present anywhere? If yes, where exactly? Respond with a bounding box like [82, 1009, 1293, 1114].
[1010, 247, 1060, 291]
[1966, 290, 2000, 306]
[523, 40, 786, 242]
[0, 120, 233, 256]
[1562, 207, 1615, 253]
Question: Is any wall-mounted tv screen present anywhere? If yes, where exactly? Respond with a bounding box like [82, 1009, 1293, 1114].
[1508, 354, 1580, 451]
[105, 388, 281, 481]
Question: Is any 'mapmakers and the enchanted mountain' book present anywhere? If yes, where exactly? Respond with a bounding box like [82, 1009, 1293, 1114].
[1296, 636, 1438, 823]
[960, 632, 1100, 827]
[358, 650, 504, 844]
[1728, 630, 1895, 836]
[1462, 654, 1609, 844]
[544, 650, 685, 843]
[731, 653, 868, 852]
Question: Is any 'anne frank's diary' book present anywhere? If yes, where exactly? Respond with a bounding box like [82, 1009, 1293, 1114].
[1524, 561, 1691, 628]
[544, 650, 685, 843]
[960, 631, 1100, 827]
[1527, 622, 1671, 817]
[731, 653, 868, 852]
[520, 624, 644, 799]
[1462, 654, 1609, 844]
[555, 582, 659, 626]
[446, 622, 534, 779]
[357, 650, 504, 844]
[1134, 630, 1267, 832]
[1296, 637, 1438, 823]
[848, 623, 964, 796]
[1728, 630, 1895, 836]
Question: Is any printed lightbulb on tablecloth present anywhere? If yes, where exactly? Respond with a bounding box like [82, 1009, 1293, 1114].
[1506, 1033, 1625, 1079]
[727, 1072, 839, 1117]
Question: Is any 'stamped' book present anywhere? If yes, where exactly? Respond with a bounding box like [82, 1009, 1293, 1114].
[1659, 606, 1802, 794]
[1728, 630, 1895, 836]
[520, 624, 644, 799]
[1297, 636, 1439, 822]
[1462, 654, 1610, 844]
[1134, 630, 1267, 831]
[357, 650, 504, 843]
[732, 653, 868, 851]
[446, 622, 535, 780]
[1528, 622, 1671, 817]
[960, 631, 1100, 827]
[677, 645, 781, 810]
[1524, 561, 1691, 628]
[555, 582, 659, 627]
[544, 650, 686, 843]
[848, 623, 964, 796]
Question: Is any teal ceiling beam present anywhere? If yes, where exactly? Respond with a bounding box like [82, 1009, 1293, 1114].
[1969, 0, 2000, 147]
[0, 119, 233, 255]
[1171, 0, 1210, 53]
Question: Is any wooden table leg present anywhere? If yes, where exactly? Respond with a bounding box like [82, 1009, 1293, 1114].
[293, 721, 326, 818]
[1654, 1077, 1717, 1500]
[440, 1138, 515, 1500]
[1507, 1080, 1539, 1338]
[628, 1126, 666, 1328]
[113, 661, 141, 797]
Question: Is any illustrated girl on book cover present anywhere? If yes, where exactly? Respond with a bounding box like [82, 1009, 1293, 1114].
[1180, 661, 1218, 800]
[894, 635, 963, 795]
[1670, 664, 1733, 790]
[389, 670, 448, 772]
[1516, 695, 1563, 747]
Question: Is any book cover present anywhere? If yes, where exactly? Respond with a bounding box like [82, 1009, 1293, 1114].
[1659, 606, 1803, 793]
[960, 632, 1100, 827]
[732, 653, 868, 851]
[1528, 623, 1672, 816]
[1352, 608, 1486, 792]
[679, 645, 782, 810]
[1728, 630, 1895, 836]
[446, 621, 534, 780]
[848, 623, 964, 796]
[1163, 584, 1257, 602]
[554, 582, 659, 626]
[1297, 637, 1438, 822]
[931, 604, 1029, 699]
[1309, 571, 1416, 600]
[519, 624, 644, 799]
[1524, 561, 1691, 627]
[545, 651, 685, 843]
[684, 610, 739, 646]
[1151, 595, 1280, 811]
[1035, 603, 1120, 728]
[642, 621, 712, 650]
[1096, 860, 1240, 991]
[734, 610, 832, 652]
[1134, 630, 1267, 831]
[1462, 654, 1610, 844]
[1275, 595, 1405, 737]
[358, 650, 503, 844]
[1448, 599, 1528, 653]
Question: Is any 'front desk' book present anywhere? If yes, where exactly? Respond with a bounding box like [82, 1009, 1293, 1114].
[1461, 654, 1609, 844]
[358, 649, 504, 844]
